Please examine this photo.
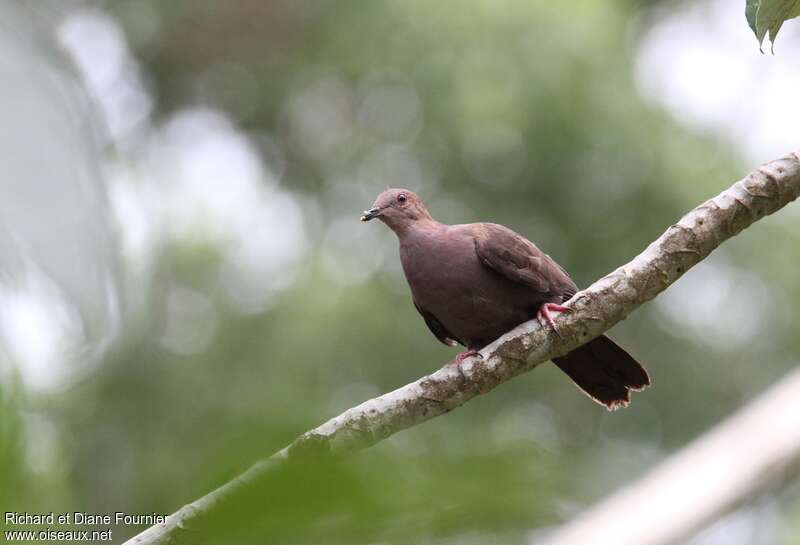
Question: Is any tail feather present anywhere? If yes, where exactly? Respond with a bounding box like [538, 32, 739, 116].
[552, 335, 650, 410]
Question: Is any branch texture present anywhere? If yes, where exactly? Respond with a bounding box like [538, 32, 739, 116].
[124, 151, 800, 545]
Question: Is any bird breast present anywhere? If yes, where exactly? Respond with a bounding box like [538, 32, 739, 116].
[398, 226, 537, 347]
[399, 228, 480, 317]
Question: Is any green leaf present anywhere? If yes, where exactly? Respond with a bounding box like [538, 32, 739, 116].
[747, 0, 800, 51]
[746, 0, 760, 35]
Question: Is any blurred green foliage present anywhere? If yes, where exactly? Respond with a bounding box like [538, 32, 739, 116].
[2, 0, 799, 544]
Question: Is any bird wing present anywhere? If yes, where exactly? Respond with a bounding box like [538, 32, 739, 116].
[472, 222, 577, 300]
[413, 301, 461, 347]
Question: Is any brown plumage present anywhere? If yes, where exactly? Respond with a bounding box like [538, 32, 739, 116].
[361, 188, 650, 410]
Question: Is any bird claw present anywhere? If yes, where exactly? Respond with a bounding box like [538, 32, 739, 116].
[536, 303, 572, 337]
[447, 349, 481, 367]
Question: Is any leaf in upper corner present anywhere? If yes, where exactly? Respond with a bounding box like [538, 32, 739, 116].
[749, 0, 800, 51]
[746, 0, 760, 35]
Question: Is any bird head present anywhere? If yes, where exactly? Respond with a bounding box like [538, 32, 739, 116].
[361, 188, 432, 231]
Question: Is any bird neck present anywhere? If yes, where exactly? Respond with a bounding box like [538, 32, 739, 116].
[393, 216, 441, 238]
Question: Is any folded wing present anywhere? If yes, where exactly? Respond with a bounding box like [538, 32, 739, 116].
[472, 222, 577, 301]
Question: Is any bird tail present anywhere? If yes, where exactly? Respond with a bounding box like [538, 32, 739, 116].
[552, 335, 650, 410]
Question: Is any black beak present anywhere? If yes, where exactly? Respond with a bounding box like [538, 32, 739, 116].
[360, 207, 380, 222]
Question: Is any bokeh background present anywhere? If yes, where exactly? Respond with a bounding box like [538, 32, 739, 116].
[1, 0, 799, 543]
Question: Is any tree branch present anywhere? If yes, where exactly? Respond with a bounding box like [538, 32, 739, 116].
[123, 151, 800, 545]
[533, 367, 800, 545]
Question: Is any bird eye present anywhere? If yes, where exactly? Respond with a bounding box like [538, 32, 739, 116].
[397, 194, 407, 203]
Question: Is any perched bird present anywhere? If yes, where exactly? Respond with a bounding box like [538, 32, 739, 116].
[361, 188, 650, 409]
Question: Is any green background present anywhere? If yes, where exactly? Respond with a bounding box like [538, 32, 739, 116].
[1, 1, 799, 544]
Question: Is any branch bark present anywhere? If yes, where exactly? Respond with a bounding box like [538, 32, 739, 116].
[533, 367, 800, 545]
[123, 151, 800, 545]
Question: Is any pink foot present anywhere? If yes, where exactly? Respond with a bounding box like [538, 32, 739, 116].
[447, 349, 481, 366]
[536, 302, 572, 333]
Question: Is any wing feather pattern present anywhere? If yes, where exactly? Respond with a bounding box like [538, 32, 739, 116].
[472, 223, 577, 300]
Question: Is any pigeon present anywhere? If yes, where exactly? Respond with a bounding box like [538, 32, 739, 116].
[361, 188, 650, 409]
